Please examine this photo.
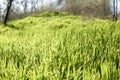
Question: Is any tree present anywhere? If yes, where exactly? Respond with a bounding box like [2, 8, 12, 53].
[62, 0, 82, 14]
[3, 0, 14, 25]
[21, 0, 28, 13]
[57, 0, 64, 5]
[0, 5, 2, 22]
[113, 0, 118, 21]
[61, 0, 111, 18]
[30, 0, 39, 12]
[102, 0, 109, 16]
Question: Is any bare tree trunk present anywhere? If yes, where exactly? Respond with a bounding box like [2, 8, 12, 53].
[3, 0, 13, 25]
[113, 0, 117, 21]
[31, 0, 39, 12]
[113, 0, 115, 21]
[115, 0, 118, 20]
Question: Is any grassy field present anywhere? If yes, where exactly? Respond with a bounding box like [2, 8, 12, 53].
[0, 12, 120, 80]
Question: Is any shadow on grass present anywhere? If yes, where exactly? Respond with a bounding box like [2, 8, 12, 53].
[6, 23, 24, 30]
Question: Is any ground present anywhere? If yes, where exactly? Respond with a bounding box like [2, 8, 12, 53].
[0, 12, 120, 80]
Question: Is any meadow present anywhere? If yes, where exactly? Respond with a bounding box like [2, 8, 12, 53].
[0, 12, 120, 80]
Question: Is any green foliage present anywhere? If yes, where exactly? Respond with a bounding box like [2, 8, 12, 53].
[32, 11, 72, 17]
[0, 13, 120, 80]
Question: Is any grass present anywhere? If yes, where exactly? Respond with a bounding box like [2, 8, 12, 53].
[0, 12, 120, 80]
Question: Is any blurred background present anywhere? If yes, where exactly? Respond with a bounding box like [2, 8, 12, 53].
[0, 0, 120, 22]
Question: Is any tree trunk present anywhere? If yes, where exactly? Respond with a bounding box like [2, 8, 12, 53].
[115, 0, 118, 20]
[113, 0, 118, 21]
[3, 0, 13, 25]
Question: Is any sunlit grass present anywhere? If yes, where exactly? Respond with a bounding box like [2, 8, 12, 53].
[0, 12, 120, 80]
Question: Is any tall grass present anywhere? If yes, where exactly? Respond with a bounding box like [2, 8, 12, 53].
[0, 12, 120, 80]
